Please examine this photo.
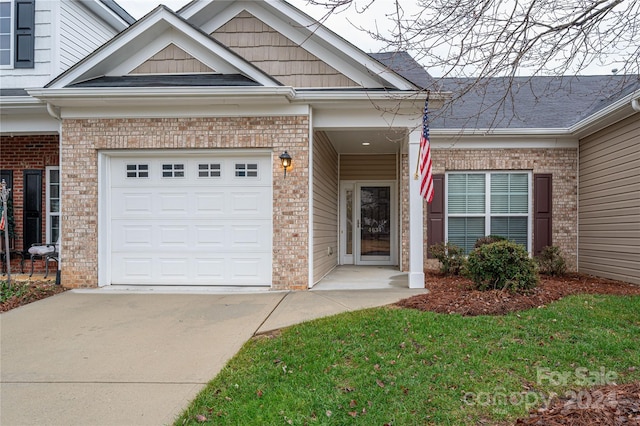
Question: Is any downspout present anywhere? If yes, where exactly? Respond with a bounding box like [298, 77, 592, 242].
[46, 102, 61, 121]
[45, 102, 62, 285]
[632, 97, 640, 112]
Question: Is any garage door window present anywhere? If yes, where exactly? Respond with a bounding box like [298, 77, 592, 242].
[198, 163, 221, 178]
[162, 164, 185, 178]
[235, 163, 258, 177]
[126, 164, 149, 178]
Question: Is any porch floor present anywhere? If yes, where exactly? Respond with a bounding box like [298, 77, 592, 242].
[312, 265, 408, 290]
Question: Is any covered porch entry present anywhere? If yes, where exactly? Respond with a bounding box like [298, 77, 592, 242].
[311, 126, 423, 289]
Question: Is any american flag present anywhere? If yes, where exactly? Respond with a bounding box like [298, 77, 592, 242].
[419, 97, 434, 203]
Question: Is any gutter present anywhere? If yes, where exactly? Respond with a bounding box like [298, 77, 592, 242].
[569, 89, 640, 137]
[28, 86, 298, 100]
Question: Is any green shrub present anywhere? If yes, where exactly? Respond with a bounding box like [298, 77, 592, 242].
[429, 242, 466, 276]
[474, 234, 507, 249]
[536, 245, 567, 276]
[465, 240, 539, 292]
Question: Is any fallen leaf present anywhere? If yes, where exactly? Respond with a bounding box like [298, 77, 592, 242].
[349, 400, 357, 408]
[256, 389, 263, 397]
[326, 410, 332, 417]
[376, 379, 385, 388]
[195, 414, 207, 423]
[348, 411, 358, 418]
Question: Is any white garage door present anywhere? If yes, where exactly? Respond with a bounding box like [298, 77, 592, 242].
[108, 152, 272, 286]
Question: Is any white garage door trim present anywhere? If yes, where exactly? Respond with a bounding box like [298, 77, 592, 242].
[98, 150, 273, 287]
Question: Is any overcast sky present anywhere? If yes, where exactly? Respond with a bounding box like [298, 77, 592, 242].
[117, 0, 402, 55]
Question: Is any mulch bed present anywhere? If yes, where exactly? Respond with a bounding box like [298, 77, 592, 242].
[397, 271, 640, 316]
[0, 281, 67, 313]
[516, 382, 640, 425]
[398, 271, 640, 425]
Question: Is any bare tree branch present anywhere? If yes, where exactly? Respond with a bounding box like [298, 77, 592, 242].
[300, 0, 640, 129]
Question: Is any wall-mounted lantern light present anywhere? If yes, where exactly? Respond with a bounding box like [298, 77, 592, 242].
[279, 151, 292, 177]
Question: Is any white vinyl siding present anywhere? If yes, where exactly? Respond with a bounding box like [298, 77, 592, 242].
[0, 0, 121, 88]
[446, 172, 531, 253]
[0, 0, 50, 87]
[59, 0, 118, 71]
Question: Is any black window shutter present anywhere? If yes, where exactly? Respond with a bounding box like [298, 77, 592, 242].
[533, 173, 552, 256]
[426, 174, 445, 258]
[14, 0, 35, 68]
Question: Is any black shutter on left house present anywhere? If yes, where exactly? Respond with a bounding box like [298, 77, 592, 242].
[426, 174, 445, 258]
[14, 0, 35, 68]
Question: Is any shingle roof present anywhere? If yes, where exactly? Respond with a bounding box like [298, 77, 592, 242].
[0, 88, 29, 97]
[101, 0, 136, 25]
[68, 74, 262, 88]
[430, 75, 640, 129]
[371, 52, 639, 130]
[369, 52, 435, 89]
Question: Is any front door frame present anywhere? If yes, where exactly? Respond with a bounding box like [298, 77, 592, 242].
[339, 180, 397, 266]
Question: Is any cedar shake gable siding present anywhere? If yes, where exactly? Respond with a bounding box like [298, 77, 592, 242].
[211, 11, 359, 88]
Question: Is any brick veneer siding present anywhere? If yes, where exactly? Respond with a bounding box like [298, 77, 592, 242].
[0, 135, 59, 272]
[400, 148, 578, 272]
[61, 117, 309, 289]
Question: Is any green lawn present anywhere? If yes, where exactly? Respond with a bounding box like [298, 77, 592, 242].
[175, 294, 640, 425]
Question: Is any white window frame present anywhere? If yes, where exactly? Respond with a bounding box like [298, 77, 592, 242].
[46, 166, 60, 243]
[0, 0, 13, 68]
[445, 171, 533, 253]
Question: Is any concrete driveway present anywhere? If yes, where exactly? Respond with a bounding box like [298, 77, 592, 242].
[1, 291, 284, 425]
[1, 285, 427, 425]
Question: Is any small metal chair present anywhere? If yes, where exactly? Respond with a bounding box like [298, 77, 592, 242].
[28, 239, 59, 279]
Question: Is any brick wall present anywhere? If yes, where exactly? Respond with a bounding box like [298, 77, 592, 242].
[61, 117, 309, 289]
[400, 148, 578, 272]
[0, 135, 59, 272]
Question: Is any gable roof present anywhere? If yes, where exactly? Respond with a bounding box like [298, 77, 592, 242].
[68, 74, 261, 88]
[45, 5, 282, 89]
[369, 52, 435, 89]
[178, 0, 419, 90]
[100, 0, 136, 26]
[430, 75, 640, 130]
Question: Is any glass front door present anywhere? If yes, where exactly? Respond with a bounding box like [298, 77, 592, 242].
[340, 182, 396, 265]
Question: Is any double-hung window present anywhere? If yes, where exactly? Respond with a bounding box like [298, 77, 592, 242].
[46, 166, 60, 243]
[446, 172, 531, 253]
[0, 1, 11, 66]
[1, 0, 35, 68]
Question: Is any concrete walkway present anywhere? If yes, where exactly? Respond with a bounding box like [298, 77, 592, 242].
[0, 285, 427, 425]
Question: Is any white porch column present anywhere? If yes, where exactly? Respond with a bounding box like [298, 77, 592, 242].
[408, 130, 425, 288]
